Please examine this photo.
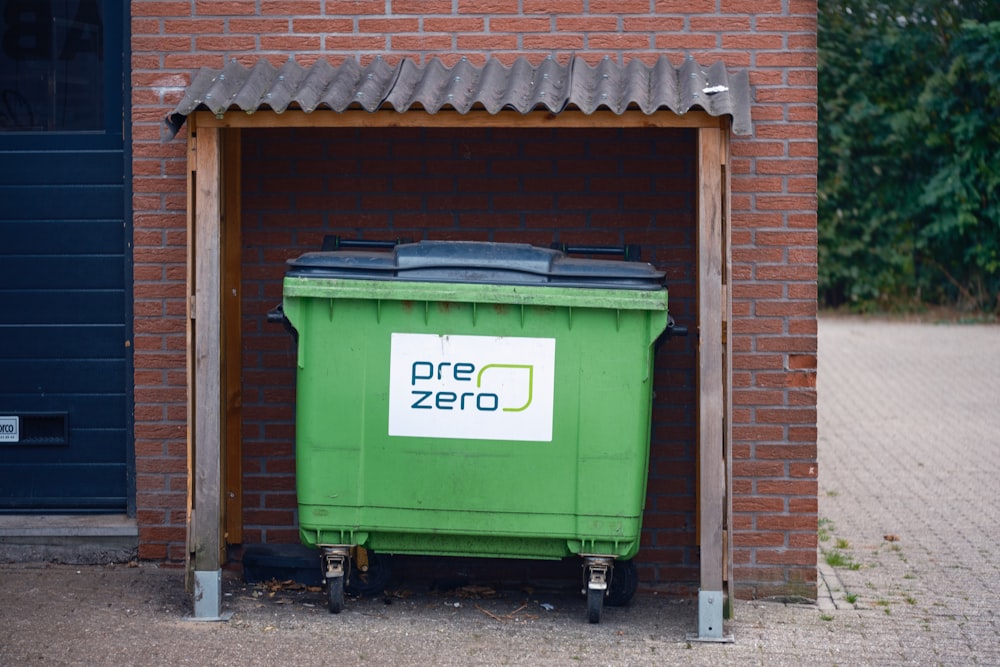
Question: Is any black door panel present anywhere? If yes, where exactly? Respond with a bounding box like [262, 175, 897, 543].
[0, 1, 130, 512]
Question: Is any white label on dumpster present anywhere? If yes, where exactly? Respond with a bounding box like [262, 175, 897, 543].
[388, 333, 555, 442]
[0, 416, 18, 443]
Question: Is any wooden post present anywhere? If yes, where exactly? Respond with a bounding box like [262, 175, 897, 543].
[222, 129, 243, 546]
[185, 115, 197, 596]
[721, 121, 734, 616]
[695, 126, 727, 640]
[189, 123, 228, 620]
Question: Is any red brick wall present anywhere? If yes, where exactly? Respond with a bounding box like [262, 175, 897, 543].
[131, 2, 818, 598]
[240, 127, 699, 584]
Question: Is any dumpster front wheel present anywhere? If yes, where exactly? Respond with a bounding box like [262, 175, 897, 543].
[583, 556, 613, 624]
[321, 546, 351, 614]
[586, 587, 604, 624]
[327, 575, 345, 614]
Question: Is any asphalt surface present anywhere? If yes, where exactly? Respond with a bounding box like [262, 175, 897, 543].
[1, 317, 998, 666]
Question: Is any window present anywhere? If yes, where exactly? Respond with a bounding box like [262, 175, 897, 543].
[0, 0, 104, 132]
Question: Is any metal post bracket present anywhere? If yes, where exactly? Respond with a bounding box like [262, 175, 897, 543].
[184, 569, 234, 622]
[686, 589, 734, 643]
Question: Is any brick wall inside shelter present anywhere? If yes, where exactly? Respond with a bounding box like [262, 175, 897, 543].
[239, 127, 700, 586]
[131, 1, 818, 598]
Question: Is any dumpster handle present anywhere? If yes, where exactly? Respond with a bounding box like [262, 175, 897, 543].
[267, 304, 286, 324]
[322, 235, 412, 251]
[550, 242, 643, 262]
[654, 316, 688, 356]
[665, 316, 688, 338]
[267, 304, 299, 343]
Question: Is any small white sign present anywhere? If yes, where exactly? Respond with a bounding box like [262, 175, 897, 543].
[388, 333, 556, 442]
[0, 416, 19, 443]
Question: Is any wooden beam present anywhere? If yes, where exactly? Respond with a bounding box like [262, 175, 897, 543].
[192, 124, 224, 574]
[193, 108, 721, 130]
[697, 127, 725, 594]
[184, 115, 197, 593]
[721, 120, 735, 612]
[222, 129, 243, 546]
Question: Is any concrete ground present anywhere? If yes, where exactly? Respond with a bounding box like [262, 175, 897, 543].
[1, 317, 998, 666]
[815, 317, 1000, 665]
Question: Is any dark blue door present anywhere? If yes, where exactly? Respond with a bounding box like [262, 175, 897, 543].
[0, 1, 130, 512]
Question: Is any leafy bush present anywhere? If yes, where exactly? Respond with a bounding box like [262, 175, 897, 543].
[819, 2, 1000, 312]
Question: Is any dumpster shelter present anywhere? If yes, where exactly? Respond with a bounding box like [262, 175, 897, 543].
[283, 240, 671, 622]
[171, 55, 748, 638]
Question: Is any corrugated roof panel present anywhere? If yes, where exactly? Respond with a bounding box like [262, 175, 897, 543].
[567, 57, 616, 114]
[382, 56, 573, 115]
[266, 60, 308, 113]
[341, 58, 401, 113]
[384, 58, 461, 114]
[165, 55, 751, 136]
[230, 60, 282, 113]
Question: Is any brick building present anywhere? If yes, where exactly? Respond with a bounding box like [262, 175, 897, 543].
[5, 0, 817, 622]
[134, 1, 818, 601]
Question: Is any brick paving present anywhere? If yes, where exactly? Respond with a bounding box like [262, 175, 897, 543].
[816, 317, 1000, 665]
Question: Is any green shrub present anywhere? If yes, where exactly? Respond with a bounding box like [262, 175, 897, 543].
[819, 3, 1000, 312]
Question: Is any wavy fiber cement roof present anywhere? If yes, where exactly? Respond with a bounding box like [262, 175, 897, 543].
[165, 55, 751, 136]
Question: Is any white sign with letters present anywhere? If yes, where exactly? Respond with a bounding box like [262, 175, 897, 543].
[0, 416, 19, 443]
[388, 333, 556, 442]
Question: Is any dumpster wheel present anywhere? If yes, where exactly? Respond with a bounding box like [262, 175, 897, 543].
[606, 559, 638, 607]
[586, 586, 604, 624]
[321, 546, 351, 614]
[327, 575, 345, 614]
[347, 550, 393, 597]
[582, 556, 613, 624]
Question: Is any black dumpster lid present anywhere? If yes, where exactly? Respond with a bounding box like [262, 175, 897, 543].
[285, 241, 665, 290]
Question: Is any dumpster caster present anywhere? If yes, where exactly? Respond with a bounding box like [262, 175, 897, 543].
[321, 547, 351, 614]
[586, 586, 604, 624]
[606, 559, 638, 607]
[583, 557, 614, 624]
[327, 574, 345, 614]
[346, 549, 393, 597]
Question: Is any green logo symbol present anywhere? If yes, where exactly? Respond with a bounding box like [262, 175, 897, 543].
[477, 364, 534, 412]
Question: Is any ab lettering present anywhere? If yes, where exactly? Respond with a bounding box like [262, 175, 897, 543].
[409, 360, 532, 413]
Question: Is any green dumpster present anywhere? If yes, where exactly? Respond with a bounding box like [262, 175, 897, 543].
[280, 241, 672, 622]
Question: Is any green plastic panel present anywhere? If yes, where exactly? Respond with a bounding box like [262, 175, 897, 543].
[285, 278, 668, 561]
